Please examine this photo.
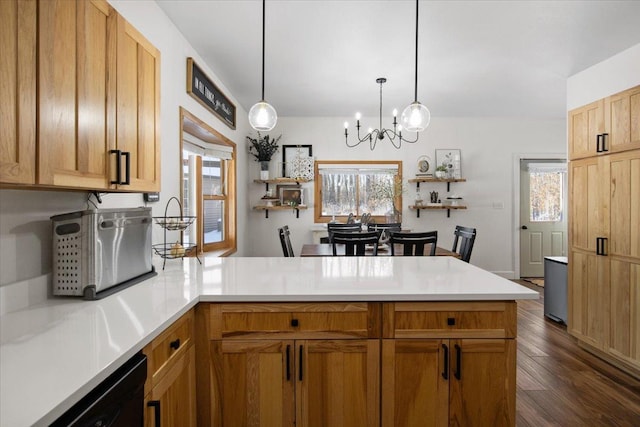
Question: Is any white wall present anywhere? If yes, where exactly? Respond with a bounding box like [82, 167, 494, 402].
[0, 1, 251, 312]
[246, 116, 566, 277]
[567, 43, 640, 109]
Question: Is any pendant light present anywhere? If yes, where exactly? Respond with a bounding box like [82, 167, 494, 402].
[248, 0, 277, 131]
[400, 0, 430, 132]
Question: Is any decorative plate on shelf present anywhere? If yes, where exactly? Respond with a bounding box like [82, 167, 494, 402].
[417, 155, 431, 175]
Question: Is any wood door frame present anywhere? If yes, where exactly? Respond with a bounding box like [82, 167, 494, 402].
[512, 152, 566, 279]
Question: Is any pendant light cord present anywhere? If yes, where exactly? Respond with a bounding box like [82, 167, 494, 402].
[261, 0, 266, 101]
[414, 0, 419, 102]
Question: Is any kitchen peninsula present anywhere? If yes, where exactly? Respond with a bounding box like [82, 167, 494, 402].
[0, 256, 537, 426]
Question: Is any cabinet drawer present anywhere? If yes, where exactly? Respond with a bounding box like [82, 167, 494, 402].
[207, 302, 380, 339]
[383, 301, 516, 339]
[144, 309, 194, 386]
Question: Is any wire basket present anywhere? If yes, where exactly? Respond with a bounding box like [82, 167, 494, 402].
[152, 242, 198, 259]
[153, 216, 195, 231]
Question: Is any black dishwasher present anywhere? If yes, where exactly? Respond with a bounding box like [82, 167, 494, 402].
[50, 352, 147, 427]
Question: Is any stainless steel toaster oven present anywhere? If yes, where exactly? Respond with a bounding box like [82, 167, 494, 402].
[51, 208, 156, 300]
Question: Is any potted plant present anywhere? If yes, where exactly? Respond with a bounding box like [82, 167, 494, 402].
[247, 132, 282, 179]
[435, 164, 448, 179]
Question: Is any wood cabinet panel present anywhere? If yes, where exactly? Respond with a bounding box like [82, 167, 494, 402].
[297, 339, 379, 427]
[384, 301, 516, 339]
[145, 310, 194, 384]
[569, 99, 604, 160]
[116, 15, 160, 191]
[569, 157, 605, 251]
[381, 340, 448, 427]
[448, 339, 516, 427]
[569, 250, 609, 349]
[145, 344, 197, 427]
[37, 0, 113, 189]
[605, 85, 640, 154]
[608, 259, 640, 369]
[0, 0, 36, 185]
[607, 151, 640, 260]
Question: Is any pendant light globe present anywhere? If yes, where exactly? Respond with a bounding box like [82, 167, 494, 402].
[248, 100, 277, 131]
[400, 101, 430, 132]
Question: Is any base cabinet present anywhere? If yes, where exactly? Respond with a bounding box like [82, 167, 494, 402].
[212, 339, 379, 427]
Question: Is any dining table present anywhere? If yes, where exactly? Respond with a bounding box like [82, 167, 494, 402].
[300, 243, 460, 258]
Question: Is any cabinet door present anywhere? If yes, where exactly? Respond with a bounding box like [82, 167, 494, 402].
[297, 340, 379, 427]
[0, 0, 36, 185]
[116, 15, 160, 191]
[568, 249, 609, 348]
[607, 151, 640, 261]
[608, 259, 640, 369]
[215, 340, 295, 427]
[569, 157, 606, 252]
[381, 340, 448, 427]
[38, 0, 114, 189]
[568, 99, 605, 160]
[448, 339, 516, 427]
[605, 85, 640, 154]
[145, 344, 197, 427]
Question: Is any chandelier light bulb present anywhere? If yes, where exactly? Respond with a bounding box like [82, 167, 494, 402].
[368, 127, 373, 133]
[392, 108, 398, 117]
[398, 125, 403, 132]
[344, 121, 349, 129]
[355, 112, 362, 121]
[248, 101, 278, 131]
[400, 101, 431, 132]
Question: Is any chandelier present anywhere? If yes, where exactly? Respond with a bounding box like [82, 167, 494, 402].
[343, 77, 418, 150]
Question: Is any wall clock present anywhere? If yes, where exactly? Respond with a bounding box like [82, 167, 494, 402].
[417, 155, 431, 175]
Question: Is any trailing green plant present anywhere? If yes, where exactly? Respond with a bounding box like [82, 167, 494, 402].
[247, 132, 282, 161]
[435, 164, 448, 172]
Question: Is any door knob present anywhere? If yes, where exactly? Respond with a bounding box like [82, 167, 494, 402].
[521, 225, 528, 230]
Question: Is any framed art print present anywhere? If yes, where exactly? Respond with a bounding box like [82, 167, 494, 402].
[282, 145, 313, 178]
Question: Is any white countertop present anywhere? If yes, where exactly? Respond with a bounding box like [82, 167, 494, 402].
[0, 256, 537, 426]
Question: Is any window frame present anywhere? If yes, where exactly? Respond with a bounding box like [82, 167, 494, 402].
[313, 160, 403, 223]
[180, 107, 237, 256]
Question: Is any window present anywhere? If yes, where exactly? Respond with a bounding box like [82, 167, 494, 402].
[314, 160, 403, 223]
[180, 108, 236, 255]
[527, 162, 566, 222]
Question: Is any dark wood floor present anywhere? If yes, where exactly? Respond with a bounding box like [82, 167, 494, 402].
[514, 281, 640, 426]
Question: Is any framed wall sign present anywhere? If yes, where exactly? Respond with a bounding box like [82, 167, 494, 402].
[186, 58, 236, 129]
[435, 149, 462, 178]
[282, 145, 313, 178]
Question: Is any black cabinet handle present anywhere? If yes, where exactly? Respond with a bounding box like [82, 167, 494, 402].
[442, 344, 449, 380]
[298, 345, 304, 381]
[596, 237, 608, 256]
[596, 134, 603, 153]
[286, 345, 291, 381]
[454, 344, 461, 380]
[122, 151, 131, 185]
[291, 319, 299, 327]
[110, 150, 121, 184]
[169, 338, 180, 350]
[602, 133, 609, 152]
[148, 400, 161, 427]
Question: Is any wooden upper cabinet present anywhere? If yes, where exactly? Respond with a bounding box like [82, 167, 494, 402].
[605, 85, 640, 154]
[569, 99, 604, 160]
[0, 0, 36, 185]
[607, 150, 640, 260]
[37, 0, 114, 189]
[116, 15, 161, 192]
[569, 157, 607, 252]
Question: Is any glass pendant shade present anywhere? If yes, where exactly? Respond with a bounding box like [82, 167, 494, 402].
[400, 101, 431, 132]
[248, 100, 277, 131]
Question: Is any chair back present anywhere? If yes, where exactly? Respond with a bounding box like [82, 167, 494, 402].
[332, 231, 381, 256]
[389, 231, 438, 256]
[327, 222, 362, 243]
[278, 225, 295, 257]
[452, 226, 476, 262]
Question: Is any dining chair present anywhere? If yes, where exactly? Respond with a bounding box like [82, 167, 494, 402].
[389, 231, 438, 256]
[327, 222, 363, 243]
[332, 231, 381, 256]
[452, 225, 477, 262]
[278, 225, 295, 257]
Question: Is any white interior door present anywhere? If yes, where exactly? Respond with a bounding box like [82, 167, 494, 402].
[519, 160, 568, 277]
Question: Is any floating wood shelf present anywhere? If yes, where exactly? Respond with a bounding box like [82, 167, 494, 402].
[253, 204, 308, 218]
[409, 177, 466, 192]
[409, 205, 467, 218]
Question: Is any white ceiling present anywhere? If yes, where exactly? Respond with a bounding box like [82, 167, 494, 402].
[156, 0, 640, 120]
